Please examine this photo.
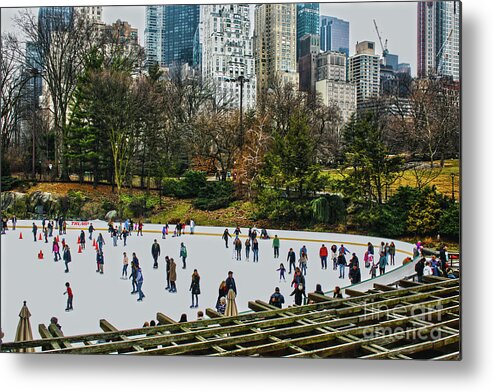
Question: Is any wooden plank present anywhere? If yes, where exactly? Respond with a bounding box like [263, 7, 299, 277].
[423, 275, 448, 283]
[38, 324, 61, 351]
[156, 312, 177, 325]
[398, 280, 423, 288]
[205, 308, 224, 319]
[344, 289, 367, 297]
[48, 323, 72, 349]
[100, 319, 144, 352]
[373, 283, 397, 292]
[308, 293, 333, 303]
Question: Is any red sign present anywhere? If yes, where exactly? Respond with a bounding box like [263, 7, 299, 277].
[71, 221, 89, 226]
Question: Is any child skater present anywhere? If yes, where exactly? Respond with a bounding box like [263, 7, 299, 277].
[276, 263, 286, 282]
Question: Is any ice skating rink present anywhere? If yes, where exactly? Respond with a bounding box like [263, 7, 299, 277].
[0, 220, 414, 341]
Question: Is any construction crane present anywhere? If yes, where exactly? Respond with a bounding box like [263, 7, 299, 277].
[373, 19, 388, 59]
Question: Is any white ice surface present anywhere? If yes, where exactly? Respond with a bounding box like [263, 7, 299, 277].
[0, 220, 413, 342]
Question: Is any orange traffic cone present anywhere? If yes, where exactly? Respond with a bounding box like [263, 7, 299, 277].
[92, 238, 96, 247]
[77, 236, 81, 244]
[38, 233, 42, 240]
[78, 245, 82, 253]
[56, 235, 60, 242]
[38, 250, 44, 260]
[95, 243, 99, 252]
[19, 232, 23, 239]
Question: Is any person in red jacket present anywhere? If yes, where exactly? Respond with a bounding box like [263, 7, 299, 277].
[319, 244, 329, 270]
[64, 282, 73, 311]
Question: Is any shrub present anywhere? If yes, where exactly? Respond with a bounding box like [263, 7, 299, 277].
[438, 202, 460, 239]
[311, 195, 345, 225]
[67, 190, 87, 218]
[193, 181, 234, 211]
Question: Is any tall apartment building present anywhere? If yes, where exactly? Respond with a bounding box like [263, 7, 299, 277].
[254, 4, 298, 94]
[349, 41, 380, 108]
[78, 6, 103, 22]
[38, 7, 74, 34]
[417, 1, 460, 80]
[315, 51, 356, 123]
[298, 34, 320, 93]
[201, 4, 256, 109]
[296, 3, 320, 61]
[144, 5, 200, 68]
[319, 15, 349, 56]
[103, 19, 141, 60]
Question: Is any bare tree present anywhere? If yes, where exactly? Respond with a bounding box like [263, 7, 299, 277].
[1, 34, 30, 157]
[14, 8, 100, 179]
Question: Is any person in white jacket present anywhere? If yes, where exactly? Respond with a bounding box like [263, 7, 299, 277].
[423, 261, 433, 276]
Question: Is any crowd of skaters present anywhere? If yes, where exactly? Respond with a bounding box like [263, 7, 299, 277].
[2, 216, 452, 335]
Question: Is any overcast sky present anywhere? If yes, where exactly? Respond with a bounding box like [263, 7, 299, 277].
[1, 1, 417, 74]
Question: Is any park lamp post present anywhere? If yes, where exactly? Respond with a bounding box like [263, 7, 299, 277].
[226, 61, 249, 147]
[29, 67, 41, 179]
[450, 173, 456, 202]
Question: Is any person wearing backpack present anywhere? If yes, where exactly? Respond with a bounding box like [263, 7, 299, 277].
[269, 287, 285, 309]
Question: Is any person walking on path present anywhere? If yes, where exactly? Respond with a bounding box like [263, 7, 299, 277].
[252, 238, 259, 262]
[269, 287, 285, 309]
[80, 230, 86, 250]
[53, 239, 61, 262]
[64, 282, 73, 311]
[121, 252, 129, 279]
[234, 238, 242, 261]
[96, 250, 104, 274]
[189, 269, 201, 308]
[287, 248, 296, 274]
[389, 242, 396, 266]
[337, 252, 347, 279]
[225, 271, 237, 295]
[136, 266, 145, 301]
[349, 264, 361, 284]
[276, 263, 286, 282]
[97, 233, 105, 252]
[331, 244, 338, 270]
[190, 219, 195, 235]
[272, 235, 280, 258]
[222, 228, 232, 248]
[319, 244, 328, 270]
[169, 258, 177, 293]
[378, 251, 388, 275]
[245, 237, 251, 260]
[299, 251, 308, 276]
[151, 239, 161, 269]
[88, 223, 94, 240]
[180, 243, 188, 269]
[63, 245, 72, 273]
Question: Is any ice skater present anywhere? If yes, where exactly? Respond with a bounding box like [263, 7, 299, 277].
[299, 251, 308, 276]
[97, 233, 105, 252]
[276, 263, 286, 282]
[64, 282, 73, 311]
[129, 259, 138, 294]
[287, 248, 296, 274]
[151, 239, 161, 269]
[169, 258, 177, 293]
[272, 235, 280, 258]
[189, 269, 201, 308]
[222, 228, 232, 248]
[80, 230, 86, 250]
[121, 252, 129, 279]
[165, 256, 171, 290]
[137, 221, 143, 236]
[96, 250, 104, 274]
[319, 244, 328, 270]
[11, 215, 17, 230]
[52, 239, 61, 261]
[252, 238, 259, 262]
[162, 225, 166, 239]
[180, 243, 187, 269]
[234, 237, 242, 261]
[136, 266, 145, 301]
[88, 223, 94, 240]
[269, 287, 285, 309]
[245, 237, 251, 260]
[63, 245, 72, 273]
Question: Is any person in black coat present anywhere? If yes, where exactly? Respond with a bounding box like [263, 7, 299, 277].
[269, 287, 285, 309]
[189, 269, 201, 308]
[287, 248, 296, 274]
[165, 256, 171, 290]
[348, 265, 361, 284]
[225, 271, 237, 295]
[63, 245, 72, 273]
[290, 284, 304, 306]
[415, 258, 425, 282]
[151, 239, 161, 269]
[439, 246, 448, 276]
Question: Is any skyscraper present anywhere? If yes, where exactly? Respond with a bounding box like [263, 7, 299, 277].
[38, 6, 74, 35]
[349, 41, 380, 108]
[78, 6, 103, 22]
[254, 4, 298, 94]
[417, 1, 460, 80]
[201, 4, 256, 109]
[319, 15, 349, 56]
[144, 5, 200, 68]
[298, 34, 320, 93]
[296, 3, 320, 60]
